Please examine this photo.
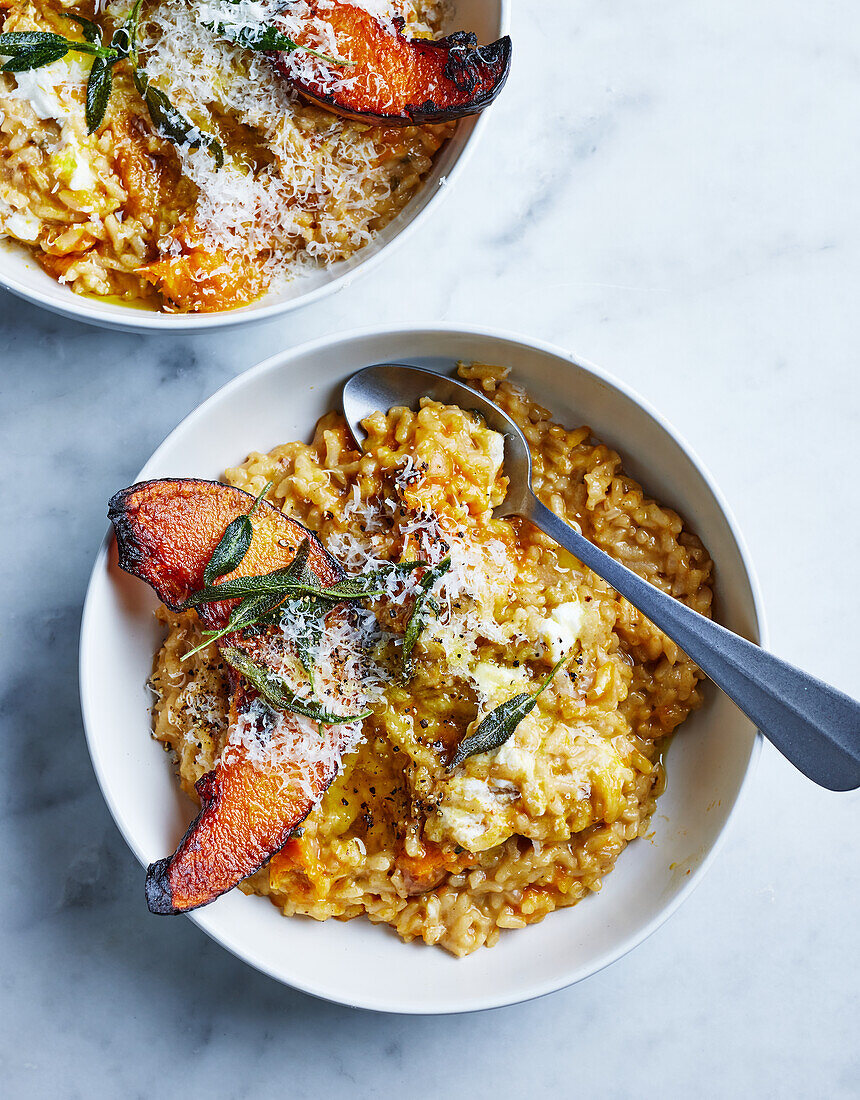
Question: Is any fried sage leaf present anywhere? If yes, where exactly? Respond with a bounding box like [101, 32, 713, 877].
[0, 30, 69, 54]
[85, 55, 113, 132]
[310, 573, 387, 600]
[192, 552, 431, 608]
[142, 81, 224, 168]
[188, 567, 317, 604]
[221, 645, 370, 725]
[188, 567, 389, 606]
[282, 595, 327, 690]
[203, 514, 253, 586]
[403, 555, 452, 657]
[450, 656, 569, 768]
[62, 12, 103, 44]
[202, 480, 273, 585]
[188, 538, 396, 607]
[1, 38, 70, 71]
[0, 25, 109, 72]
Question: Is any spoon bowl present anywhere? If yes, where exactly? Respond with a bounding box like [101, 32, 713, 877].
[342, 362, 535, 516]
[343, 361, 860, 791]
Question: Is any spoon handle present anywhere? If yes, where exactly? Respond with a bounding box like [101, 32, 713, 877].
[526, 495, 860, 791]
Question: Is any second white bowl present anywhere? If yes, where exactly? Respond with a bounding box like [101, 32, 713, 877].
[0, 1, 508, 333]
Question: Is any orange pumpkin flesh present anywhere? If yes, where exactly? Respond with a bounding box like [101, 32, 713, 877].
[108, 478, 342, 628]
[145, 678, 353, 914]
[108, 478, 353, 914]
[138, 248, 270, 315]
[280, 5, 512, 125]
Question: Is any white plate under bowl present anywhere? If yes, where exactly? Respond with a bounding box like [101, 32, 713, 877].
[80, 324, 763, 1012]
[0, 2, 508, 334]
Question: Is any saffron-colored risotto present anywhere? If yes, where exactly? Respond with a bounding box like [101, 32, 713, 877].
[0, 0, 452, 311]
[151, 364, 714, 955]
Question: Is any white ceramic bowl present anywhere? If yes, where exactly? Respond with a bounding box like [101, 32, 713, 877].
[80, 325, 763, 1012]
[0, 2, 508, 334]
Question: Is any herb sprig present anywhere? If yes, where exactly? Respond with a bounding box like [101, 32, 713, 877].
[286, 594, 327, 691]
[186, 552, 433, 609]
[185, 565, 387, 607]
[449, 656, 570, 768]
[140, 80, 224, 167]
[180, 485, 447, 722]
[221, 645, 370, 725]
[181, 529, 309, 661]
[182, 545, 432, 662]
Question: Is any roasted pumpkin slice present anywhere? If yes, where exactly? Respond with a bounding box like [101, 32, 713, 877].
[280, 5, 512, 125]
[145, 675, 356, 914]
[108, 478, 342, 628]
[108, 478, 360, 914]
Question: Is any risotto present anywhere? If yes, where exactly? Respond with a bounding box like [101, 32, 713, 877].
[148, 363, 714, 956]
[0, 0, 452, 311]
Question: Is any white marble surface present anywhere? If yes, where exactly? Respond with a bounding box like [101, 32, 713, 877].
[2, 0, 859, 1095]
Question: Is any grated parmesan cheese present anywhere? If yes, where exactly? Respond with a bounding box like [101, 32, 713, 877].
[227, 697, 361, 800]
[124, 0, 448, 286]
[6, 56, 90, 122]
[323, 471, 522, 690]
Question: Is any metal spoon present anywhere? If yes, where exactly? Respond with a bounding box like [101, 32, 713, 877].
[342, 362, 860, 791]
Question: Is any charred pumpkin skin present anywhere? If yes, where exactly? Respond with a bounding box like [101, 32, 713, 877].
[278, 5, 512, 125]
[108, 478, 352, 915]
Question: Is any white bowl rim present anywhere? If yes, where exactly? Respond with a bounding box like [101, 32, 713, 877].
[0, 4, 511, 334]
[79, 322, 765, 1012]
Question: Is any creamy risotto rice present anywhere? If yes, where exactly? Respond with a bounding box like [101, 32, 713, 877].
[150, 363, 714, 955]
[0, 0, 452, 311]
